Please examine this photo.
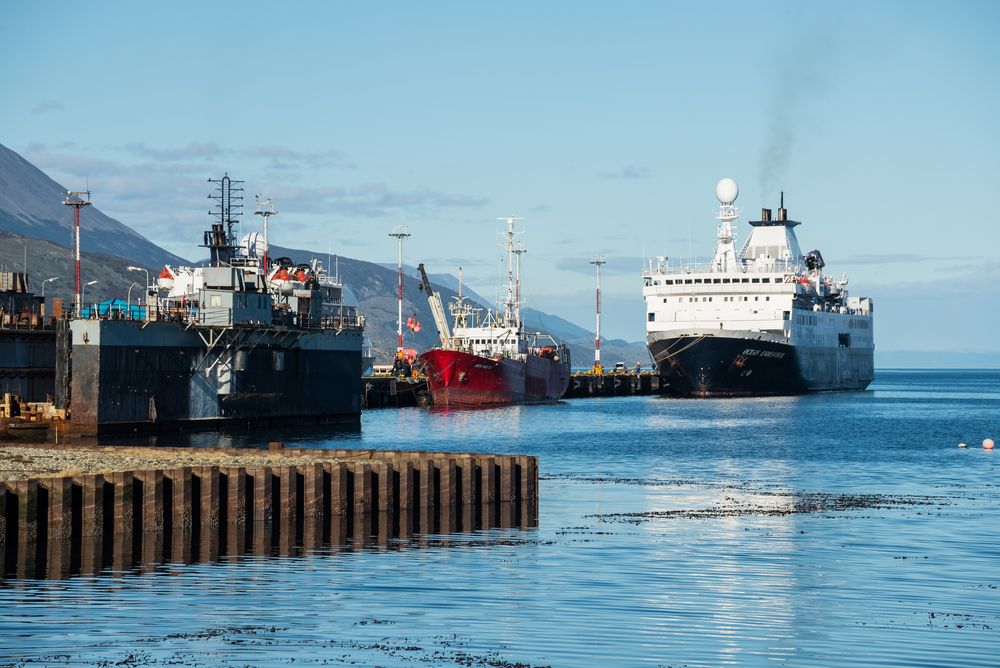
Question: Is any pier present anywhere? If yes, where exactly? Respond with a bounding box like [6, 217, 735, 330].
[361, 376, 429, 409]
[563, 372, 664, 399]
[0, 444, 537, 579]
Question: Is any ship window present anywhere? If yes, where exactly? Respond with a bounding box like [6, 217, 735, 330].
[713, 278, 721, 284]
[751, 278, 760, 283]
[694, 279, 703, 284]
[766, 296, 770, 301]
[664, 280, 673, 285]
[684, 279, 692, 284]
[662, 298, 667, 303]
[783, 311, 790, 321]
[648, 312, 655, 321]
[741, 278, 749, 283]
[762, 278, 771, 283]
[755, 296, 759, 301]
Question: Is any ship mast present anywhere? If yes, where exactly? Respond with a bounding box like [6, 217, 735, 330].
[497, 216, 523, 328]
[513, 241, 526, 330]
[253, 194, 277, 273]
[712, 177, 740, 273]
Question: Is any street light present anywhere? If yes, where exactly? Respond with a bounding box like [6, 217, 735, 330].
[127, 266, 149, 293]
[126, 281, 140, 320]
[41, 276, 59, 298]
[82, 280, 98, 318]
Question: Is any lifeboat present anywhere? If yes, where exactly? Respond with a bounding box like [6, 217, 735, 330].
[157, 266, 175, 291]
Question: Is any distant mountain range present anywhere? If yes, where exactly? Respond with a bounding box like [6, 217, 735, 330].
[0, 142, 649, 366]
[0, 143, 187, 269]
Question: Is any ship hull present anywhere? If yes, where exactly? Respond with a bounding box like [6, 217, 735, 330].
[648, 330, 873, 397]
[419, 348, 570, 407]
[67, 320, 363, 434]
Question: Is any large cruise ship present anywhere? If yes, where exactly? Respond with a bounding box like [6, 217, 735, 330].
[642, 178, 874, 397]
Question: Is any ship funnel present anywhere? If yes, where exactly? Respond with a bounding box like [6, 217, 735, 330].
[761, 208, 772, 222]
[778, 191, 787, 221]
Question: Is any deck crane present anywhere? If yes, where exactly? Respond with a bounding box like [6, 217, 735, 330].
[417, 263, 452, 349]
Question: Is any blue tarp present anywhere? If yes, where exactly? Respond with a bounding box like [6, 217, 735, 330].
[79, 298, 146, 320]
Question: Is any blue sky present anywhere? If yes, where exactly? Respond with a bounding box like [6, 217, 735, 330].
[2, 1, 999, 352]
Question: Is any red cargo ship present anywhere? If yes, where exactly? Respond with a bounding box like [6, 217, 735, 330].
[416, 217, 571, 407]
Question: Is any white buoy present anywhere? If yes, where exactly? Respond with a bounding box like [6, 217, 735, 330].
[958, 442, 968, 448]
[984, 439, 995, 450]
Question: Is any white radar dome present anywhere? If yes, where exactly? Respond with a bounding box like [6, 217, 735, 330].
[715, 177, 739, 204]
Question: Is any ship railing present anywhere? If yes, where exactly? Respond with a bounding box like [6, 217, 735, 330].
[643, 259, 803, 279]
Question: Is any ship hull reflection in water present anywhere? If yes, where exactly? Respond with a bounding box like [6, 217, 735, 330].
[1, 457, 538, 580]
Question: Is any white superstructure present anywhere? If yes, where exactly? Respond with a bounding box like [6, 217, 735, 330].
[642, 179, 874, 395]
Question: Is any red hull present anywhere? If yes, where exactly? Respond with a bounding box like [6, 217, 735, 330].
[419, 348, 571, 407]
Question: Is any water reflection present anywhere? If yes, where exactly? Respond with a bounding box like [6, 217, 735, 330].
[3, 500, 535, 582]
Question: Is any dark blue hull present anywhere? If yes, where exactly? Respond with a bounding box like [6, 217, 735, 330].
[649, 335, 806, 397]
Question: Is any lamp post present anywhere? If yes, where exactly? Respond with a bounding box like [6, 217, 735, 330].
[590, 256, 606, 372]
[388, 226, 410, 354]
[41, 276, 59, 298]
[82, 280, 98, 319]
[127, 266, 149, 293]
[126, 281, 140, 320]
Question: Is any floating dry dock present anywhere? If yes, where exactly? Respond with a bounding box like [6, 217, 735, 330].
[0, 444, 537, 579]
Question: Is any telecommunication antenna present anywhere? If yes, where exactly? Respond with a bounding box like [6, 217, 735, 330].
[204, 174, 244, 266]
[63, 188, 92, 316]
[590, 255, 606, 371]
[388, 226, 411, 352]
[253, 194, 277, 272]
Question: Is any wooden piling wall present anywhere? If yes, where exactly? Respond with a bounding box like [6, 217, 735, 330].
[0, 449, 537, 580]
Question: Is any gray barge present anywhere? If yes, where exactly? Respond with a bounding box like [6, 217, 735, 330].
[65, 177, 364, 434]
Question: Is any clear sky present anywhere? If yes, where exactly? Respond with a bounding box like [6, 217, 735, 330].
[2, 1, 999, 352]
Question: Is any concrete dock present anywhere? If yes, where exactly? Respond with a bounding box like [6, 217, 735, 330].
[0, 444, 537, 579]
[361, 372, 665, 408]
[563, 372, 664, 399]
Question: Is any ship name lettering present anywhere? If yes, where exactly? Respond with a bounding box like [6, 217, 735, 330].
[742, 348, 785, 359]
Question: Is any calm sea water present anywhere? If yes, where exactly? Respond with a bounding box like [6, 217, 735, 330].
[2, 370, 999, 667]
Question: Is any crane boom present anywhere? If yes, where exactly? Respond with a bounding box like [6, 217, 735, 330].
[418, 263, 452, 348]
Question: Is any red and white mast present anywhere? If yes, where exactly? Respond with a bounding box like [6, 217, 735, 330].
[590, 255, 606, 370]
[388, 226, 411, 352]
[63, 189, 92, 317]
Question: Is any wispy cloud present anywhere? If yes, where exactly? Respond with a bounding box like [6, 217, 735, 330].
[279, 183, 488, 217]
[113, 142, 352, 171]
[599, 165, 652, 180]
[31, 100, 64, 115]
[119, 142, 224, 161]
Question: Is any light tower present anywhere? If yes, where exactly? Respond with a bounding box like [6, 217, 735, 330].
[63, 189, 91, 316]
[388, 226, 411, 353]
[590, 255, 606, 372]
[254, 194, 278, 273]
